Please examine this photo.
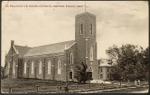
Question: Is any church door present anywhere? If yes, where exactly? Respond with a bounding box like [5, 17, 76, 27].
[87, 72, 92, 80]
[69, 72, 72, 80]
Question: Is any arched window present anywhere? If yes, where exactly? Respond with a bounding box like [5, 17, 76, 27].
[24, 62, 27, 74]
[39, 61, 42, 74]
[31, 61, 34, 74]
[6, 61, 10, 75]
[70, 52, 74, 64]
[13, 61, 15, 75]
[89, 24, 92, 34]
[90, 46, 94, 61]
[48, 60, 51, 74]
[58, 59, 61, 74]
[80, 24, 83, 34]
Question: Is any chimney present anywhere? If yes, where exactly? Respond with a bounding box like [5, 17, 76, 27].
[11, 40, 14, 47]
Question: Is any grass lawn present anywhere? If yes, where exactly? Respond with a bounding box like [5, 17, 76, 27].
[1, 78, 149, 93]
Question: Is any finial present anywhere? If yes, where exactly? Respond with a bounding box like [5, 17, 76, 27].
[11, 40, 14, 46]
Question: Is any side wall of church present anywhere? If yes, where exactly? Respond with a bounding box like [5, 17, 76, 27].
[22, 53, 67, 81]
[53, 55, 67, 81]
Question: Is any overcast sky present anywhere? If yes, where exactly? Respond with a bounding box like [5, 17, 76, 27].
[1, 1, 148, 67]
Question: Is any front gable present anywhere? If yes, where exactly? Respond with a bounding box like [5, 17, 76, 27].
[7, 46, 19, 58]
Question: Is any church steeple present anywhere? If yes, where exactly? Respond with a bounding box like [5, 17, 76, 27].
[75, 12, 96, 41]
[75, 11, 98, 79]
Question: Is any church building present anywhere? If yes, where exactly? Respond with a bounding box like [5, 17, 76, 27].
[4, 12, 99, 81]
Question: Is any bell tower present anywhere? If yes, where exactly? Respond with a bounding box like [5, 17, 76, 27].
[75, 12, 98, 80]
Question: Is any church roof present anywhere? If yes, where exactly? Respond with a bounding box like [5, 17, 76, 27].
[14, 45, 31, 57]
[24, 40, 75, 57]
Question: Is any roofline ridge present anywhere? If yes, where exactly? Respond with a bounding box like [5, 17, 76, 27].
[14, 44, 31, 48]
[65, 42, 76, 50]
[13, 45, 19, 54]
[31, 40, 75, 48]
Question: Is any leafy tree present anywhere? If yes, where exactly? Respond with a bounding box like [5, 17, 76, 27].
[110, 64, 122, 81]
[106, 44, 147, 81]
[74, 62, 89, 83]
[141, 47, 149, 80]
[1, 66, 4, 79]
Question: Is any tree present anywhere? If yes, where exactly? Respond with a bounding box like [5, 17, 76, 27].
[141, 47, 149, 80]
[106, 44, 146, 81]
[74, 62, 89, 83]
[1, 66, 4, 79]
[110, 64, 122, 81]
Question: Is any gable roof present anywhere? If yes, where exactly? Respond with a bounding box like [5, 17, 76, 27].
[24, 40, 76, 57]
[98, 59, 112, 67]
[14, 45, 31, 56]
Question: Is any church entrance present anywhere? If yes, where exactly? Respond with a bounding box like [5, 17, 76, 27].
[86, 66, 93, 80]
[69, 72, 72, 79]
[87, 72, 92, 80]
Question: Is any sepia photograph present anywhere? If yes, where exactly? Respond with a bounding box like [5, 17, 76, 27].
[1, 1, 149, 94]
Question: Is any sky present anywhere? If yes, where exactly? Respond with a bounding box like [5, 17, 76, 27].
[1, 1, 148, 67]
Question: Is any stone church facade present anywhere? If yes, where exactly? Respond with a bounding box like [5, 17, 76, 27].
[4, 12, 99, 81]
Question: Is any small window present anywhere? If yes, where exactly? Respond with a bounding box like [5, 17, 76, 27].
[80, 24, 83, 34]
